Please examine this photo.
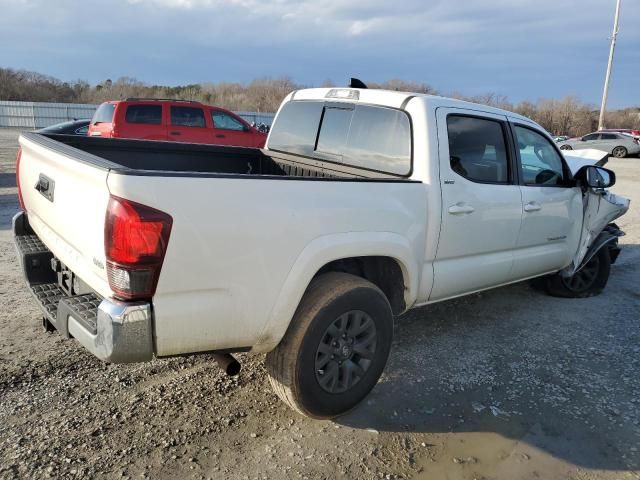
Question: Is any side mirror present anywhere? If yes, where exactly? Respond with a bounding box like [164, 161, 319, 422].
[580, 137, 587, 141]
[576, 165, 615, 190]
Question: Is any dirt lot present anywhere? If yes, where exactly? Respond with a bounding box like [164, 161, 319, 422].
[0, 128, 638, 480]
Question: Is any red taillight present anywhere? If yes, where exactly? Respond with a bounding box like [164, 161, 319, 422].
[105, 195, 172, 300]
[15, 148, 25, 210]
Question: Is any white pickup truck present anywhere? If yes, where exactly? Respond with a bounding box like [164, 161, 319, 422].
[14, 87, 629, 418]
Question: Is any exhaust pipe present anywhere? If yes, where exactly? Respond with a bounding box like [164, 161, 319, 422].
[212, 353, 241, 376]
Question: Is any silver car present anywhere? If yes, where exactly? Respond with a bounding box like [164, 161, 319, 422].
[559, 131, 640, 158]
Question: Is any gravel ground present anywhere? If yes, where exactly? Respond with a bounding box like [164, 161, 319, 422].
[0, 128, 638, 480]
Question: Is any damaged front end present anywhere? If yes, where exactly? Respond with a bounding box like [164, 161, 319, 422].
[561, 150, 631, 277]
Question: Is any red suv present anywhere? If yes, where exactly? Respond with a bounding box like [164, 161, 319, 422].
[88, 99, 267, 148]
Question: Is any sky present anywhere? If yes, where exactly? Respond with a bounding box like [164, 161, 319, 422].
[0, 0, 638, 108]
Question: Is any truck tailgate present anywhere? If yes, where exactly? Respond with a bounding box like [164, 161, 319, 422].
[18, 133, 112, 298]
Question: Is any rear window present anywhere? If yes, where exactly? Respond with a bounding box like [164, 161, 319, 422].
[125, 105, 162, 125]
[600, 133, 617, 140]
[268, 101, 412, 175]
[92, 103, 116, 124]
[171, 106, 206, 128]
[267, 101, 324, 157]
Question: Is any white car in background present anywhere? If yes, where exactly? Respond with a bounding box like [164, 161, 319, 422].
[558, 131, 640, 158]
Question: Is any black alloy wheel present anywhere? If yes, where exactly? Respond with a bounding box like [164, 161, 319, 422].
[314, 310, 377, 394]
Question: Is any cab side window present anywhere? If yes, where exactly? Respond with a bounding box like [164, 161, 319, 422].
[125, 105, 162, 125]
[514, 126, 567, 186]
[171, 106, 206, 128]
[447, 115, 510, 184]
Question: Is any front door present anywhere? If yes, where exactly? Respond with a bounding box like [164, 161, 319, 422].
[430, 108, 523, 301]
[510, 123, 583, 278]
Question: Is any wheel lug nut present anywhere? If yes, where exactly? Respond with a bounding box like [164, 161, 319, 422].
[330, 355, 334, 359]
[342, 334, 346, 339]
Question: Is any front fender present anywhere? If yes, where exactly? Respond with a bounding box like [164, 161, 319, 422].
[252, 231, 419, 352]
[571, 224, 624, 275]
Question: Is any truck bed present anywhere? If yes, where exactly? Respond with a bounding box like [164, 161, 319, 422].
[40, 133, 405, 180]
[17, 131, 424, 357]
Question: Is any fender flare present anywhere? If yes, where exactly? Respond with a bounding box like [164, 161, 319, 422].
[252, 232, 419, 352]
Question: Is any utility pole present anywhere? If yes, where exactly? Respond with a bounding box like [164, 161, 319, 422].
[598, 0, 622, 131]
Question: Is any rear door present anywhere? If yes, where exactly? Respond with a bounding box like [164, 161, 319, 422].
[168, 105, 210, 144]
[430, 108, 523, 301]
[121, 103, 167, 140]
[210, 109, 257, 147]
[599, 133, 618, 153]
[510, 123, 583, 278]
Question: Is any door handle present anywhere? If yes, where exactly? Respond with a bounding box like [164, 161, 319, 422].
[169, 131, 181, 135]
[448, 204, 475, 215]
[216, 134, 226, 138]
[524, 201, 542, 212]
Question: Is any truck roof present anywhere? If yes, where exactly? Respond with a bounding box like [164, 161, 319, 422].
[290, 87, 540, 129]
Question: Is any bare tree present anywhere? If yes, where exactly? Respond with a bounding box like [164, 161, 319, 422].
[0, 67, 637, 135]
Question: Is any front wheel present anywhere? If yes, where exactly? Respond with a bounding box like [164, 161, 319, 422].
[266, 272, 393, 419]
[560, 144, 573, 150]
[612, 146, 628, 158]
[545, 247, 611, 298]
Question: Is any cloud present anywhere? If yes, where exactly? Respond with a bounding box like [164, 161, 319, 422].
[0, 0, 637, 107]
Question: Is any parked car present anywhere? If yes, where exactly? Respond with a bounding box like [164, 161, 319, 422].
[37, 119, 90, 136]
[88, 98, 267, 148]
[14, 87, 629, 419]
[553, 135, 569, 143]
[558, 131, 640, 158]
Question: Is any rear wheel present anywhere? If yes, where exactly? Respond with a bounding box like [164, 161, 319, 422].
[266, 272, 393, 419]
[545, 247, 611, 298]
[612, 146, 628, 158]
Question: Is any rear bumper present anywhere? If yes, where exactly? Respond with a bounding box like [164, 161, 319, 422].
[13, 211, 153, 363]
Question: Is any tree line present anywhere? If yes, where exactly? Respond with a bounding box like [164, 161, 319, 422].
[0, 67, 637, 136]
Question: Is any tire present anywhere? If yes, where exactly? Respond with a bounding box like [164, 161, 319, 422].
[266, 272, 393, 419]
[612, 146, 627, 158]
[545, 247, 611, 298]
[560, 145, 572, 150]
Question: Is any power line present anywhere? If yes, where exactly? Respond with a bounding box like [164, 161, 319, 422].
[598, 0, 622, 131]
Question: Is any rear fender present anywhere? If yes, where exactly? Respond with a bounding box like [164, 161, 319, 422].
[252, 232, 419, 352]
